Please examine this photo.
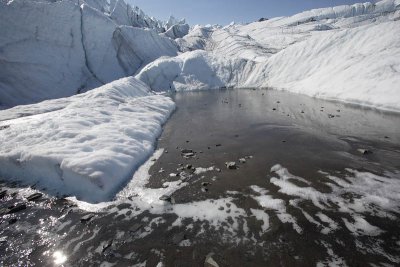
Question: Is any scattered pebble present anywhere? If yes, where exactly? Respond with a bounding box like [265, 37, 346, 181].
[159, 195, 175, 204]
[205, 253, 219, 267]
[0, 125, 10, 131]
[102, 240, 113, 253]
[225, 162, 237, 170]
[357, 148, 372, 155]
[328, 114, 335, 118]
[80, 214, 94, 223]
[185, 164, 193, 170]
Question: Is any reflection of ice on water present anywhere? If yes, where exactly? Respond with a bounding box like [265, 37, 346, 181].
[53, 250, 67, 264]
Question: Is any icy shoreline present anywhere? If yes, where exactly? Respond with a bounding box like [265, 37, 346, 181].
[0, 77, 175, 202]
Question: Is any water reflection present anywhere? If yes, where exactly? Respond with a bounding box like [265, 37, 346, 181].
[53, 251, 67, 265]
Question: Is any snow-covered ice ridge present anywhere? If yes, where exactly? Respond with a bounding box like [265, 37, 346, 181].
[0, 77, 175, 202]
[137, 0, 400, 111]
[0, 0, 188, 106]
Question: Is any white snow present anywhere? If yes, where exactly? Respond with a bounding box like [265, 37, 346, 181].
[0, 0, 183, 106]
[342, 215, 384, 236]
[0, 77, 175, 202]
[137, 0, 400, 111]
[250, 208, 270, 233]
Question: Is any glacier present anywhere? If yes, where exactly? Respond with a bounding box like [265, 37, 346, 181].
[0, 0, 399, 201]
[137, 0, 400, 111]
[0, 77, 175, 202]
[0, 0, 186, 107]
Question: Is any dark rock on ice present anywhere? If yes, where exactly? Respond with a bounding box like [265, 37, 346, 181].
[8, 204, 27, 214]
[26, 192, 43, 201]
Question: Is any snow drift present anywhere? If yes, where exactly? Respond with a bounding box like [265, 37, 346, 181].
[0, 77, 175, 202]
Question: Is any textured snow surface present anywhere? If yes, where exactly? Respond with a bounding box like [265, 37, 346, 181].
[0, 0, 183, 106]
[0, 77, 175, 202]
[137, 0, 400, 111]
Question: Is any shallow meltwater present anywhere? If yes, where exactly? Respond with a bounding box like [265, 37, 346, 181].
[1, 89, 400, 266]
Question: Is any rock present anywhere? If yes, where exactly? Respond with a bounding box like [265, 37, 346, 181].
[328, 114, 335, 118]
[215, 144, 222, 147]
[102, 240, 113, 253]
[272, 108, 276, 111]
[0, 190, 7, 199]
[301, 110, 305, 114]
[0, 237, 6, 243]
[215, 168, 221, 172]
[169, 173, 179, 177]
[177, 167, 184, 171]
[130, 223, 142, 233]
[172, 232, 186, 245]
[26, 192, 43, 201]
[159, 194, 175, 204]
[185, 164, 193, 170]
[9, 218, 17, 225]
[181, 149, 193, 154]
[239, 158, 246, 163]
[258, 17, 268, 22]
[282, 140, 286, 143]
[8, 204, 27, 214]
[202, 182, 210, 187]
[0, 125, 10, 131]
[80, 214, 94, 223]
[357, 149, 372, 155]
[225, 162, 237, 170]
[182, 152, 195, 158]
[204, 253, 219, 267]
[201, 187, 209, 192]
[384, 136, 390, 139]
[245, 155, 253, 159]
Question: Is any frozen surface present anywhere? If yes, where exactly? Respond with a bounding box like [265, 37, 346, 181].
[0, 77, 175, 202]
[0, 0, 183, 106]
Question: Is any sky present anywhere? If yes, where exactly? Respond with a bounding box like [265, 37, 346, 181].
[127, 0, 376, 25]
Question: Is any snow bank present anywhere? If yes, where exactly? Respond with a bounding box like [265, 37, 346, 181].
[247, 21, 400, 111]
[0, 0, 182, 106]
[136, 50, 254, 91]
[137, 0, 400, 111]
[0, 77, 175, 202]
